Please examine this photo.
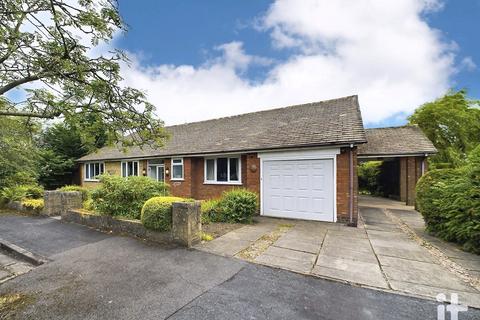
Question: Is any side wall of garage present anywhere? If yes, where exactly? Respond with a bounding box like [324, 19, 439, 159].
[336, 147, 358, 225]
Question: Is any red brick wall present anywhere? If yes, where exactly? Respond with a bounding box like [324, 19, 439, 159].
[398, 156, 427, 206]
[168, 154, 260, 200]
[336, 147, 358, 225]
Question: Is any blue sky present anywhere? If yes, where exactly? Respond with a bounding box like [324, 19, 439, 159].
[115, 0, 479, 127]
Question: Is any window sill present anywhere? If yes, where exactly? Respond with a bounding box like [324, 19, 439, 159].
[203, 181, 242, 186]
[84, 179, 100, 182]
[170, 178, 184, 181]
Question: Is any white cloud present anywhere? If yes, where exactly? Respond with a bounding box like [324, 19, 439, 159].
[120, 0, 455, 125]
[460, 56, 476, 71]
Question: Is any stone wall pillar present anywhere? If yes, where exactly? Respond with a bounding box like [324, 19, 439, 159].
[43, 191, 82, 216]
[171, 201, 201, 247]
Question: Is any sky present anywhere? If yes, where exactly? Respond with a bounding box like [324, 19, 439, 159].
[113, 0, 479, 128]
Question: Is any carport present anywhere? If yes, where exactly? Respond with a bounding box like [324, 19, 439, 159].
[357, 126, 437, 206]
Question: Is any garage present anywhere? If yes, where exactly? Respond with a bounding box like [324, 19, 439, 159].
[259, 149, 338, 222]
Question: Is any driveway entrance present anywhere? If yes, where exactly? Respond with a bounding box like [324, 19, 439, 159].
[196, 196, 480, 308]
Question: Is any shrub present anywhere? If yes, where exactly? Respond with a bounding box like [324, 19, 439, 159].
[21, 198, 44, 211]
[358, 161, 382, 195]
[416, 167, 480, 253]
[141, 196, 189, 231]
[91, 175, 170, 219]
[83, 198, 94, 211]
[0, 184, 44, 202]
[201, 199, 223, 224]
[219, 189, 258, 223]
[57, 185, 90, 201]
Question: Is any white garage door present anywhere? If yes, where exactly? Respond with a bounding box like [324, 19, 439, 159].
[262, 159, 335, 222]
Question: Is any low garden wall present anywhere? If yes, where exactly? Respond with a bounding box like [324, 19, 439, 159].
[5, 200, 43, 215]
[43, 191, 83, 216]
[62, 201, 202, 248]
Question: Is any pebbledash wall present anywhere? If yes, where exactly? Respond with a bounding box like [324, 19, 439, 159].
[79, 147, 358, 224]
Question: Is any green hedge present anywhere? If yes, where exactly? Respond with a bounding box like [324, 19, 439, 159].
[201, 189, 258, 224]
[141, 196, 191, 231]
[416, 167, 480, 253]
[91, 175, 169, 219]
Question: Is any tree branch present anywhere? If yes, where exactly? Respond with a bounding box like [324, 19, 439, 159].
[0, 75, 40, 95]
[0, 110, 55, 118]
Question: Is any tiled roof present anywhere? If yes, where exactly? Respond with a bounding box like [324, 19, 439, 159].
[78, 95, 367, 161]
[358, 126, 437, 156]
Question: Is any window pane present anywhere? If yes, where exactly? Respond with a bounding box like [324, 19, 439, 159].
[148, 165, 157, 180]
[217, 158, 228, 181]
[122, 162, 127, 177]
[206, 159, 215, 181]
[133, 162, 138, 176]
[127, 162, 133, 176]
[172, 165, 182, 179]
[149, 159, 164, 165]
[100, 163, 104, 174]
[229, 158, 239, 181]
[158, 167, 165, 182]
[95, 163, 100, 177]
[173, 159, 182, 164]
[86, 164, 90, 179]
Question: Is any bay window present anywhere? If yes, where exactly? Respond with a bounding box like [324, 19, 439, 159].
[84, 162, 104, 181]
[204, 157, 241, 184]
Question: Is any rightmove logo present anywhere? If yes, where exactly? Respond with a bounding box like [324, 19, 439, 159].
[436, 293, 468, 320]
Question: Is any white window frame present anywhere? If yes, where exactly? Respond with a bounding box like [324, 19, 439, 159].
[204, 157, 242, 185]
[121, 160, 139, 177]
[84, 162, 105, 181]
[171, 158, 184, 181]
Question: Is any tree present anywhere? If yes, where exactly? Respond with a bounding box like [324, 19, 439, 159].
[0, 110, 40, 188]
[0, 0, 167, 147]
[37, 122, 106, 188]
[409, 90, 480, 168]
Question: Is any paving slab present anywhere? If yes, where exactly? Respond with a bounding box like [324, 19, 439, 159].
[379, 256, 477, 293]
[0, 251, 17, 266]
[320, 245, 379, 264]
[273, 237, 321, 254]
[255, 253, 314, 274]
[323, 233, 373, 253]
[261, 246, 316, 263]
[313, 255, 388, 288]
[196, 238, 252, 257]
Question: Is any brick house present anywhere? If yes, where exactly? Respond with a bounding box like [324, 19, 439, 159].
[77, 95, 436, 226]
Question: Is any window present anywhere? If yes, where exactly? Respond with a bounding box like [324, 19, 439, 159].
[204, 157, 241, 184]
[85, 162, 104, 181]
[148, 159, 165, 182]
[171, 158, 183, 180]
[121, 161, 139, 177]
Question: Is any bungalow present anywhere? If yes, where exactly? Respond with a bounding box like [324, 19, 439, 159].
[77, 95, 436, 226]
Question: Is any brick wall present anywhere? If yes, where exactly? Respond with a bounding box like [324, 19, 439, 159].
[399, 156, 427, 206]
[168, 154, 260, 200]
[336, 147, 358, 225]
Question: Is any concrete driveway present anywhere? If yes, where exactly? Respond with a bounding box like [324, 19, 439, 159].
[196, 196, 480, 308]
[4, 213, 480, 319]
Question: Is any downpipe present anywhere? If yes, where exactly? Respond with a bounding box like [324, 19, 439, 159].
[348, 144, 355, 227]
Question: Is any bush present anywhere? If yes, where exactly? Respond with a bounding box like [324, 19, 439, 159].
[200, 199, 222, 224]
[141, 196, 190, 231]
[83, 198, 94, 211]
[21, 198, 44, 211]
[219, 189, 258, 223]
[416, 167, 480, 253]
[0, 184, 44, 202]
[91, 175, 169, 219]
[358, 161, 382, 195]
[57, 185, 90, 201]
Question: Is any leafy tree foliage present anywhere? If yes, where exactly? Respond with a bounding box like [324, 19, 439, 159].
[0, 111, 39, 188]
[0, 0, 167, 147]
[409, 90, 480, 168]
